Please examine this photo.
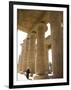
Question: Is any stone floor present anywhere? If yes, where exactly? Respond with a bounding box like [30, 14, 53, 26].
[17, 72, 53, 80]
[17, 73, 33, 80]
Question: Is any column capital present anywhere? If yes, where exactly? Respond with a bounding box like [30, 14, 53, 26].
[35, 21, 47, 32]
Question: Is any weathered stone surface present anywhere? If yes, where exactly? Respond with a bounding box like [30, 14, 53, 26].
[17, 11, 63, 79]
[49, 12, 63, 78]
[27, 31, 36, 74]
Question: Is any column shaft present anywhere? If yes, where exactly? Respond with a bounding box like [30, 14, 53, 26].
[27, 31, 36, 74]
[50, 12, 63, 78]
[34, 22, 48, 79]
[22, 38, 29, 72]
[44, 45, 48, 74]
[18, 38, 29, 73]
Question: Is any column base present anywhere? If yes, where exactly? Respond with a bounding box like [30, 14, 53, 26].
[52, 74, 63, 79]
[33, 74, 48, 80]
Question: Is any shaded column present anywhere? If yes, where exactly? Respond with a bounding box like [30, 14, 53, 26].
[44, 41, 49, 75]
[27, 31, 36, 74]
[34, 22, 48, 79]
[50, 12, 63, 78]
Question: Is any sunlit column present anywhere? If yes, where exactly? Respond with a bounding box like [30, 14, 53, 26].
[22, 38, 30, 72]
[34, 22, 48, 79]
[18, 40, 25, 73]
[18, 36, 30, 73]
[18, 55, 23, 73]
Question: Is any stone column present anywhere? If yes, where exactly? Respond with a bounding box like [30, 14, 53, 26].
[34, 22, 48, 79]
[50, 12, 63, 78]
[27, 31, 36, 74]
[18, 42, 25, 73]
[18, 37, 30, 73]
[44, 40, 49, 75]
[22, 38, 30, 72]
[18, 55, 23, 73]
